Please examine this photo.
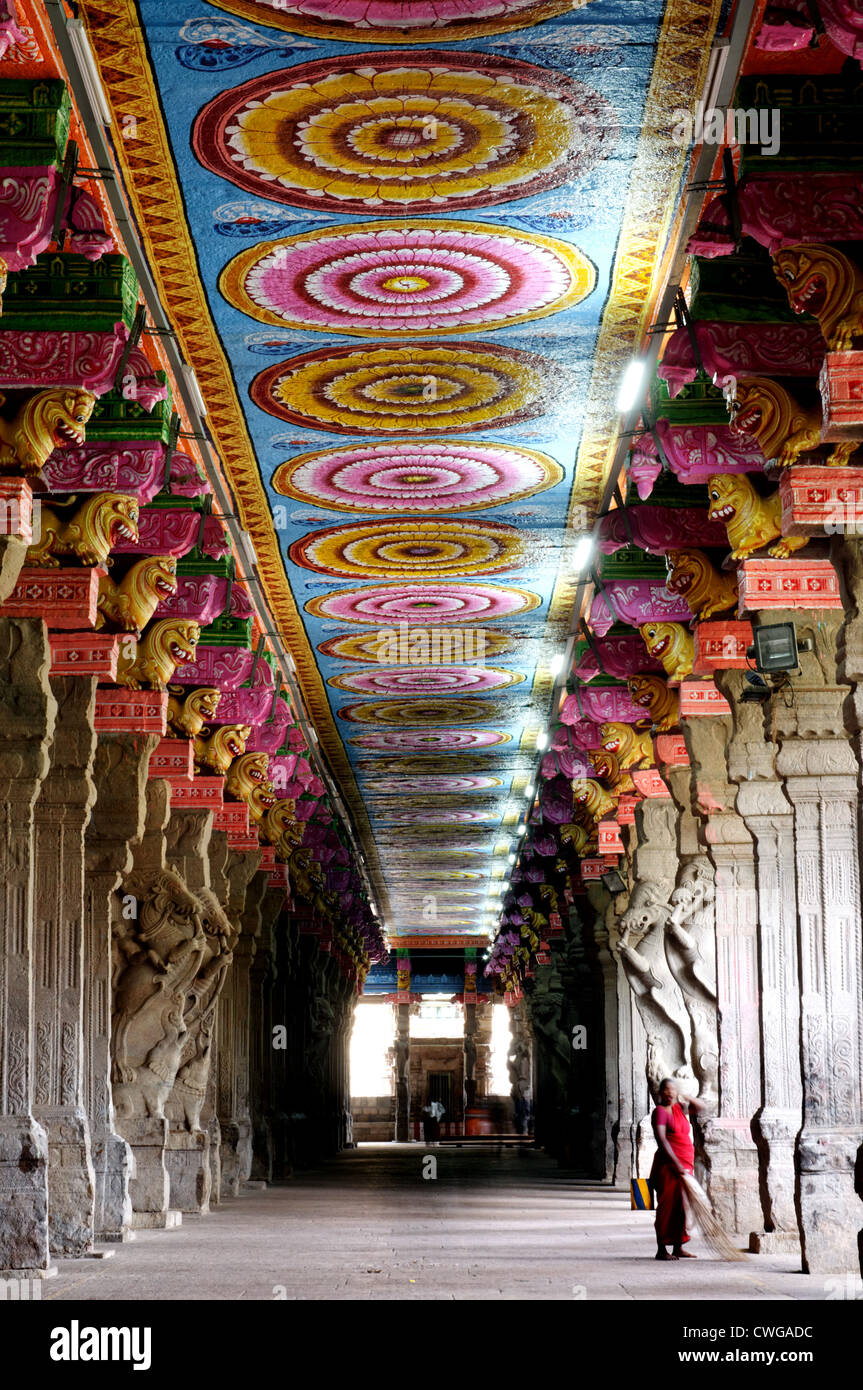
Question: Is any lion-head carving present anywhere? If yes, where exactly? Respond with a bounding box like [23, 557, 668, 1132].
[773, 242, 863, 351]
[97, 554, 177, 632]
[167, 686, 221, 738]
[225, 752, 271, 805]
[195, 724, 252, 776]
[626, 673, 680, 731]
[639, 622, 694, 682]
[665, 548, 737, 620]
[0, 388, 96, 477]
[117, 618, 200, 691]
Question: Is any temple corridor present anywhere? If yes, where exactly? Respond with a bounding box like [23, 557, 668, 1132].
[40, 1145, 820, 1303]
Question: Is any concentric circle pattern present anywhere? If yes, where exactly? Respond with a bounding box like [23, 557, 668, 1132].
[364, 775, 501, 792]
[205, 1, 580, 44]
[337, 697, 501, 724]
[251, 341, 556, 435]
[348, 729, 510, 750]
[220, 222, 594, 336]
[305, 581, 540, 625]
[328, 665, 522, 695]
[318, 628, 518, 662]
[384, 808, 498, 823]
[193, 52, 616, 214]
[275, 441, 562, 515]
[291, 519, 525, 579]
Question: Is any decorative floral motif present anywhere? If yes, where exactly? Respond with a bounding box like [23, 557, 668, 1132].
[349, 728, 510, 750]
[251, 341, 557, 434]
[220, 222, 594, 336]
[291, 519, 525, 578]
[305, 581, 540, 624]
[329, 665, 522, 695]
[365, 774, 501, 792]
[204, 0, 580, 44]
[193, 52, 615, 215]
[274, 439, 562, 514]
[338, 697, 501, 724]
[318, 628, 517, 661]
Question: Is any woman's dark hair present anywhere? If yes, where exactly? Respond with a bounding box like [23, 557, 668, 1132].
[659, 1078, 676, 1090]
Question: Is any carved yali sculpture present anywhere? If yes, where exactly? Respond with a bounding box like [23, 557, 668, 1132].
[27, 491, 140, 568]
[167, 685, 221, 738]
[667, 860, 719, 1102]
[639, 622, 694, 683]
[731, 376, 855, 469]
[0, 387, 95, 476]
[111, 869, 208, 1121]
[116, 619, 201, 690]
[773, 242, 863, 351]
[615, 880, 694, 1090]
[193, 724, 251, 775]
[707, 474, 808, 561]
[665, 549, 738, 621]
[96, 555, 178, 633]
[169, 887, 237, 1133]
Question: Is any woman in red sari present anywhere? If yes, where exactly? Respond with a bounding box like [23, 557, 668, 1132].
[649, 1078, 706, 1260]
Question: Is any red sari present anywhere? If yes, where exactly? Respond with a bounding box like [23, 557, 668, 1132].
[649, 1103, 695, 1246]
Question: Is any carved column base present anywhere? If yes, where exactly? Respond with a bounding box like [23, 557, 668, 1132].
[92, 1131, 135, 1242]
[165, 1129, 211, 1214]
[749, 1106, 801, 1254]
[219, 1119, 252, 1197]
[0, 1116, 51, 1272]
[701, 1118, 763, 1235]
[798, 1126, 862, 1275]
[116, 1118, 181, 1229]
[207, 1116, 221, 1205]
[32, 1105, 95, 1257]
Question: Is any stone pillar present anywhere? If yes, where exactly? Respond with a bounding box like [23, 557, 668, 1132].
[716, 669, 802, 1255]
[591, 905, 619, 1183]
[463, 999, 477, 1112]
[683, 713, 762, 1236]
[0, 617, 56, 1274]
[773, 602, 862, 1275]
[507, 999, 533, 1136]
[394, 1002, 411, 1142]
[217, 848, 261, 1197]
[85, 733, 157, 1242]
[474, 999, 493, 1102]
[113, 780, 180, 1230]
[32, 675, 97, 1256]
[248, 884, 283, 1183]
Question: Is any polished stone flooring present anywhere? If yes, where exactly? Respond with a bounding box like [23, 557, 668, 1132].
[44, 1143, 828, 1301]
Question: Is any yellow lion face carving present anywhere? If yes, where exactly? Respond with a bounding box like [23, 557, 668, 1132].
[638, 622, 694, 682]
[167, 686, 221, 738]
[729, 378, 847, 469]
[225, 752, 271, 805]
[97, 554, 177, 632]
[665, 548, 738, 620]
[0, 388, 96, 476]
[195, 724, 252, 776]
[599, 721, 653, 771]
[774, 242, 863, 352]
[571, 777, 616, 822]
[626, 673, 680, 731]
[116, 619, 200, 691]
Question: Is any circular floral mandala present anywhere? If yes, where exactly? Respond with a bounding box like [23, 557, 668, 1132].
[364, 774, 501, 792]
[275, 440, 562, 515]
[318, 628, 517, 661]
[349, 730, 509, 752]
[193, 51, 616, 214]
[291, 519, 524, 579]
[337, 697, 501, 724]
[204, 1, 582, 44]
[329, 665, 522, 695]
[220, 222, 594, 336]
[251, 341, 556, 435]
[305, 581, 539, 624]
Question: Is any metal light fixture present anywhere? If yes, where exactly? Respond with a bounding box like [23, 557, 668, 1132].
[747, 622, 799, 674]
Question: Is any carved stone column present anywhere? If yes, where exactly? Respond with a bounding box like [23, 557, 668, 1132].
[248, 884, 283, 1183]
[463, 999, 477, 1112]
[32, 675, 98, 1256]
[590, 903, 619, 1183]
[716, 670, 802, 1255]
[85, 732, 157, 1241]
[394, 1002, 411, 1142]
[683, 714, 762, 1236]
[774, 598, 863, 1275]
[0, 617, 56, 1274]
[474, 999, 492, 1102]
[217, 848, 261, 1197]
[112, 780, 181, 1230]
[507, 999, 533, 1137]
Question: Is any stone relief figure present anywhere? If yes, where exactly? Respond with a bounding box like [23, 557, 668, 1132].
[111, 869, 208, 1120]
[169, 888, 237, 1133]
[667, 860, 719, 1102]
[615, 879, 694, 1091]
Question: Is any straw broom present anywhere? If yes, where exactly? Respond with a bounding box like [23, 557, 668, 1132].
[681, 1173, 748, 1261]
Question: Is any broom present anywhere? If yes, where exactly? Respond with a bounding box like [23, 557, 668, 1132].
[681, 1173, 748, 1261]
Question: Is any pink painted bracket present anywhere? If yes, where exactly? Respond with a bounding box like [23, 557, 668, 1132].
[780, 464, 863, 536]
[169, 775, 224, 810]
[737, 558, 842, 611]
[631, 768, 670, 798]
[679, 678, 731, 716]
[148, 737, 194, 785]
[49, 631, 118, 679]
[94, 688, 167, 734]
[819, 351, 863, 444]
[692, 620, 753, 672]
[5, 566, 104, 628]
[0, 476, 33, 543]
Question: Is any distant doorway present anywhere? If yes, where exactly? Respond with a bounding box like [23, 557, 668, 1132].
[427, 1071, 453, 1115]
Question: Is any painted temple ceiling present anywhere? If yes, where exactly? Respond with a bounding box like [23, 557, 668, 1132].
[81, 0, 722, 938]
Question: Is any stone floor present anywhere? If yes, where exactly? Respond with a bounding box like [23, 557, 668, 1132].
[44, 1143, 828, 1301]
